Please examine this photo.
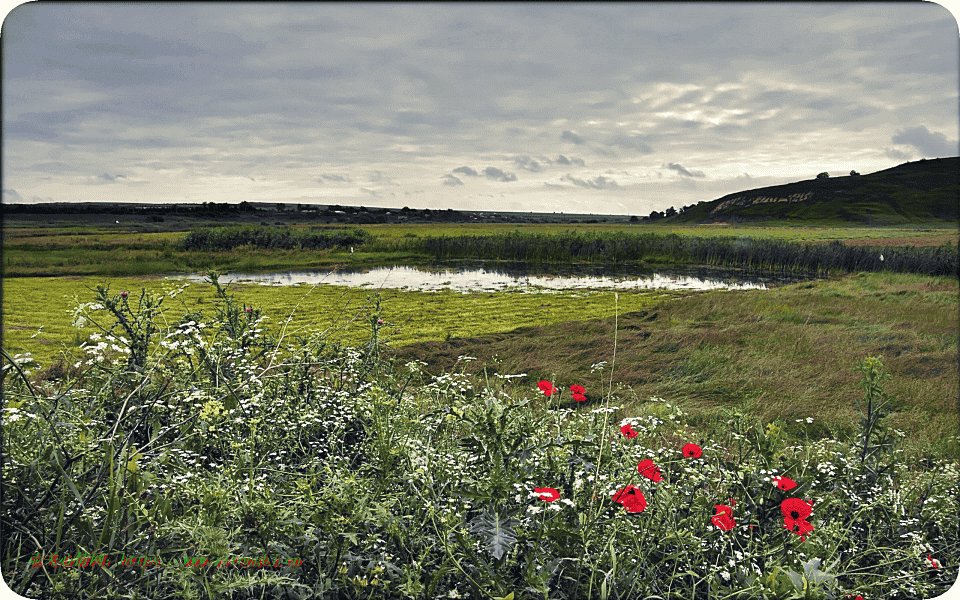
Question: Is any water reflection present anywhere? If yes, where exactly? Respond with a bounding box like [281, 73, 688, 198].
[183, 262, 808, 292]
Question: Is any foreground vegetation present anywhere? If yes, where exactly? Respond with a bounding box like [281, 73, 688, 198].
[2, 278, 957, 599]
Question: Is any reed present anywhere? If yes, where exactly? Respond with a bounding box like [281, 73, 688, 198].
[178, 225, 372, 252]
[394, 231, 957, 276]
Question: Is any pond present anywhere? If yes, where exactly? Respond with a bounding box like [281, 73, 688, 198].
[183, 261, 811, 292]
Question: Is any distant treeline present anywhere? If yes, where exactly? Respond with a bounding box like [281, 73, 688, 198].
[395, 231, 958, 277]
[179, 225, 372, 251]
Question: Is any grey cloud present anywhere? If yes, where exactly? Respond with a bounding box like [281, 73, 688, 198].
[3, 189, 24, 202]
[442, 174, 464, 186]
[561, 174, 620, 189]
[368, 170, 391, 183]
[891, 125, 957, 157]
[605, 135, 654, 154]
[664, 163, 705, 178]
[360, 187, 381, 198]
[483, 167, 517, 182]
[556, 155, 586, 167]
[98, 173, 126, 182]
[884, 148, 912, 161]
[513, 156, 542, 172]
[561, 130, 586, 145]
[317, 174, 351, 183]
[453, 166, 480, 176]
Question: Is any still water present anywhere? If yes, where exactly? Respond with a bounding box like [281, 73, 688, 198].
[184, 262, 808, 292]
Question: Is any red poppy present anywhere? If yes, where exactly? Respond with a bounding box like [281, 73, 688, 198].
[120, 292, 128, 298]
[572, 392, 587, 402]
[245, 307, 253, 312]
[620, 424, 638, 438]
[773, 475, 797, 491]
[611, 485, 647, 513]
[637, 459, 662, 482]
[377, 319, 384, 325]
[570, 384, 586, 395]
[534, 487, 560, 502]
[783, 516, 814, 541]
[537, 380, 557, 397]
[711, 504, 735, 531]
[682, 443, 702, 458]
[780, 498, 812, 521]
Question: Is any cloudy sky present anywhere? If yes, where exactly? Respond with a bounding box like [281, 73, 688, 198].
[3, 3, 958, 215]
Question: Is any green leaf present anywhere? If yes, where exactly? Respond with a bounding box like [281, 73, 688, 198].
[467, 509, 518, 560]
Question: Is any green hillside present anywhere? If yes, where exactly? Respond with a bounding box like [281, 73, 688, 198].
[660, 156, 958, 225]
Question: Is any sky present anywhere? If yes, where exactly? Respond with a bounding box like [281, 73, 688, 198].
[2, 2, 959, 216]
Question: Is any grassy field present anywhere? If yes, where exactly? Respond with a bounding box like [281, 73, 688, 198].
[2, 222, 956, 277]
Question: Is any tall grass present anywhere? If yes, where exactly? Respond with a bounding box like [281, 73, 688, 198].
[2, 279, 957, 599]
[179, 225, 372, 252]
[393, 231, 957, 277]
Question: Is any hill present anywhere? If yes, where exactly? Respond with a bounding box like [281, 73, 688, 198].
[655, 156, 959, 225]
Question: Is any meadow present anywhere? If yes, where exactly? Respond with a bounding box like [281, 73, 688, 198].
[2, 221, 958, 598]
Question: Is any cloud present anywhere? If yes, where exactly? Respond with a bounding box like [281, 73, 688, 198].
[367, 170, 390, 183]
[891, 125, 957, 157]
[442, 174, 464, 186]
[561, 174, 620, 189]
[513, 156, 542, 172]
[561, 130, 586, 145]
[452, 166, 480, 176]
[317, 173, 351, 183]
[94, 173, 127, 183]
[483, 167, 517, 182]
[556, 155, 586, 167]
[3, 188, 24, 202]
[884, 148, 912, 161]
[664, 163, 705, 178]
[359, 187, 381, 198]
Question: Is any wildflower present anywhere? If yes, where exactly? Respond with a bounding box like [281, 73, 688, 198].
[620, 424, 638, 438]
[534, 487, 560, 502]
[712, 504, 736, 531]
[682, 443, 702, 458]
[245, 307, 253, 313]
[570, 384, 586, 400]
[573, 392, 587, 402]
[780, 498, 813, 521]
[783, 516, 814, 541]
[637, 459, 663, 482]
[927, 554, 941, 569]
[537, 380, 557, 397]
[120, 291, 128, 298]
[612, 485, 646, 513]
[773, 475, 797, 491]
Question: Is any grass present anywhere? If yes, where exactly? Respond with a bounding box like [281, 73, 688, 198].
[2, 278, 957, 599]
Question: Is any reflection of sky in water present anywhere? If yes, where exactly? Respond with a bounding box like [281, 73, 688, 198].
[184, 265, 780, 292]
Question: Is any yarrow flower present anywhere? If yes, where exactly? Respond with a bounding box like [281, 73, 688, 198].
[537, 380, 557, 397]
[711, 504, 735, 531]
[773, 475, 797, 491]
[637, 459, 663, 482]
[682, 443, 702, 458]
[620, 424, 638, 438]
[612, 485, 646, 513]
[534, 487, 560, 502]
